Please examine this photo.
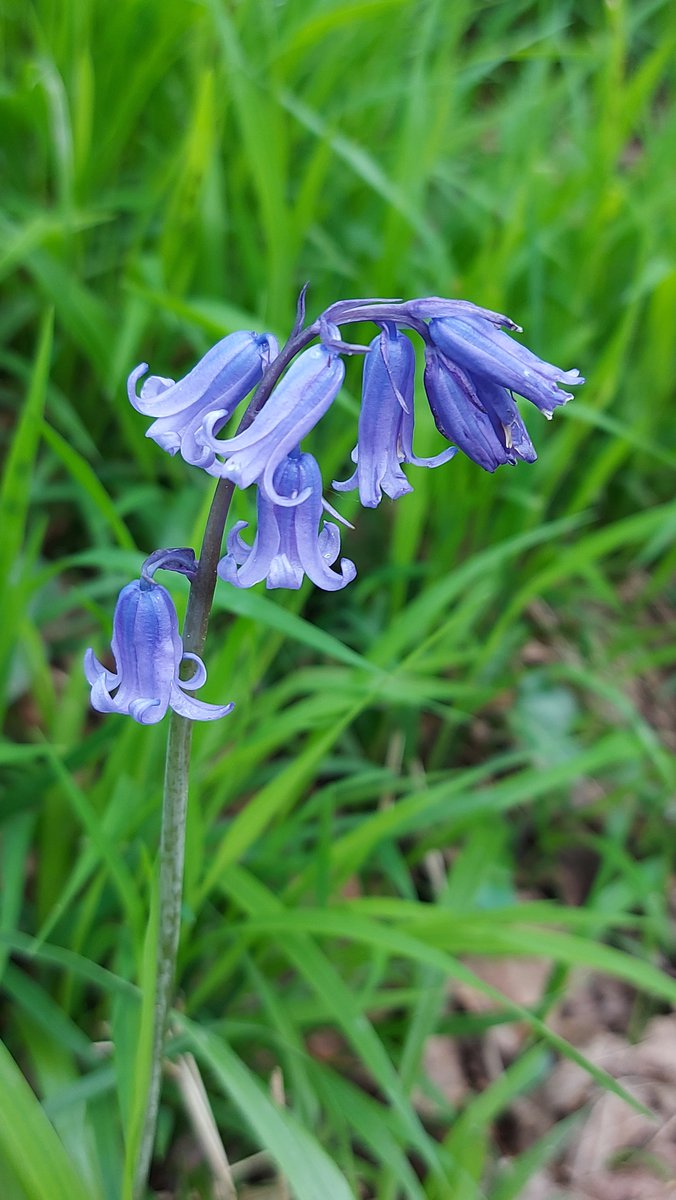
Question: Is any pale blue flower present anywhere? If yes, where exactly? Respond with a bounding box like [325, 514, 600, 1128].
[218, 449, 355, 591]
[127, 330, 278, 470]
[204, 339, 345, 504]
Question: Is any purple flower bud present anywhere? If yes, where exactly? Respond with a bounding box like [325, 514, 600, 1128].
[421, 307, 584, 472]
[84, 579, 233, 725]
[127, 330, 278, 470]
[319, 297, 520, 336]
[204, 341, 345, 504]
[423, 347, 529, 473]
[141, 547, 198, 583]
[334, 324, 455, 507]
[218, 449, 355, 592]
[428, 316, 583, 417]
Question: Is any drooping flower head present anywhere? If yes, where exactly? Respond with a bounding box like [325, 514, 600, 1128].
[203, 335, 346, 504]
[422, 347, 537, 472]
[333, 323, 455, 507]
[419, 311, 583, 473]
[87, 291, 585, 735]
[218, 448, 355, 591]
[84, 578, 233, 725]
[127, 330, 278, 470]
[428, 314, 582, 417]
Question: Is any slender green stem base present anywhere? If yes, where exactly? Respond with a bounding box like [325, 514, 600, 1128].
[131, 323, 320, 1197]
[133, 711, 192, 1199]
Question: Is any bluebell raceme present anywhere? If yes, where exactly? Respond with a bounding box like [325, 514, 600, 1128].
[86, 294, 583, 722]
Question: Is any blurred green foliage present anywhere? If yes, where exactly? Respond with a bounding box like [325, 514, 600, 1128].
[1, 0, 675, 1196]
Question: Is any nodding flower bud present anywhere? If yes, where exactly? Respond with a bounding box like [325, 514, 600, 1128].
[204, 337, 345, 505]
[84, 578, 233, 725]
[218, 448, 355, 592]
[127, 330, 278, 471]
[420, 310, 583, 472]
[333, 323, 455, 507]
[423, 346, 534, 473]
[427, 315, 583, 418]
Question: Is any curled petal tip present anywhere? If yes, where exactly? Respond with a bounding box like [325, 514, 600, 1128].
[127, 363, 150, 410]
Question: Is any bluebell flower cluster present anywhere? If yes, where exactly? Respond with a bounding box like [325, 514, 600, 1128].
[86, 294, 583, 723]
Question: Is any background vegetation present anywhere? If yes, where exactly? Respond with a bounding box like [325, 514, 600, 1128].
[1, 0, 675, 1196]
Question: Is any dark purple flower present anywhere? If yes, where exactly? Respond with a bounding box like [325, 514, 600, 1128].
[423, 347, 537, 473]
[84, 579, 233, 725]
[127, 330, 278, 470]
[204, 339, 345, 503]
[420, 311, 583, 472]
[218, 449, 355, 591]
[428, 315, 583, 417]
[333, 324, 455, 507]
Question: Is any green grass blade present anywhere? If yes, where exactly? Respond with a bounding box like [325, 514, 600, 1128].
[0, 1040, 92, 1200]
[181, 1018, 357, 1200]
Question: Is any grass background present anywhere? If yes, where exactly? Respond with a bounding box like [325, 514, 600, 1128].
[1, 0, 675, 1196]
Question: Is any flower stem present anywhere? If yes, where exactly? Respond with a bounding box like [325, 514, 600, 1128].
[131, 320, 321, 1198]
[132, 710, 192, 1199]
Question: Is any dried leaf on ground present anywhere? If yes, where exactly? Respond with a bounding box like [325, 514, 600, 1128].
[541, 1015, 676, 1198]
[413, 1034, 469, 1117]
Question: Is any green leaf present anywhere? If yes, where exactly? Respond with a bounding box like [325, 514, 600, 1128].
[0, 309, 52, 711]
[0, 1040, 92, 1200]
[181, 1019, 357, 1200]
[214, 586, 379, 674]
[40, 422, 136, 550]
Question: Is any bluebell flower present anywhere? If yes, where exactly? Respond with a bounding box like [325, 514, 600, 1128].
[127, 330, 278, 470]
[423, 347, 537, 472]
[421, 312, 583, 472]
[204, 339, 345, 503]
[84, 579, 233, 725]
[428, 315, 583, 417]
[218, 449, 355, 591]
[333, 323, 455, 507]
